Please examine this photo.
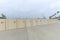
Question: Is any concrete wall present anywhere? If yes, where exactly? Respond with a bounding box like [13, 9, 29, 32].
[0, 19, 59, 31]
[16, 19, 25, 28]
[6, 19, 17, 30]
[0, 19, 6, 31]
[25, 19, 32, 27]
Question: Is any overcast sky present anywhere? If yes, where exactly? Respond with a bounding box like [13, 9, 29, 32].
[0, 0, 60, 19]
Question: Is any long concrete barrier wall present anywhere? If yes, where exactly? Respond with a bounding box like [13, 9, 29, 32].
[0, 19, 59, 31]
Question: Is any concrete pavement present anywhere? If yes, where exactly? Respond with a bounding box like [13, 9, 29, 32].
[0, 22, 60, 40]
[0, 28, 28, 40]
[27, 22, 60, 40]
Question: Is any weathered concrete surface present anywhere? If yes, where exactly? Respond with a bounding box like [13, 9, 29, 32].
[27, 22, 60, 40]
[0, 28, 28, 40]
[0, 19, 59, 31]
[0, 21, 60, 40]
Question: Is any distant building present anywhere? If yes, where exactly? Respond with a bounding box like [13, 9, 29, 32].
[0, 14, 7, 19]
[49, 11, 60, 20]
[52, 16, 60, 20]
[0, 17, 3, 19]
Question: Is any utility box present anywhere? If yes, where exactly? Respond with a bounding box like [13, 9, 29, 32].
[0, 19, 6, 31]
[16, 19, 25, 28]
[6, 19, 17, 30]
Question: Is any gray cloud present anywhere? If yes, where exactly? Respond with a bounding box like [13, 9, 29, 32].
[0, 0, 60, 18]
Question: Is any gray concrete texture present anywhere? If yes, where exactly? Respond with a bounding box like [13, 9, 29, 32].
[0, 19, 59, 31]
[0, 21, 60, 40]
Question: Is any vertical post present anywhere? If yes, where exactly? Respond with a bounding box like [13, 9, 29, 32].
[16, 19, 17, 29]
[5, 19, 6, 31]
[24, 19, 29, 40]
[30, 19, 33, 27]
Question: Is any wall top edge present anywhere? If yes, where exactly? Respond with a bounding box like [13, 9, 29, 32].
[0, 19, 58, 20]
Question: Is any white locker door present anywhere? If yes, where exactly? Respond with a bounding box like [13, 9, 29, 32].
[0, 19, 5, 31]
[6, 19, 17, 30]
[17, 19, 25, 29]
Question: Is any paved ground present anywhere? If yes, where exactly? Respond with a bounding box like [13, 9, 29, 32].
[0, 21, 60, 40]
[0, 29, 28, 40]
[27, 22, 60, 40]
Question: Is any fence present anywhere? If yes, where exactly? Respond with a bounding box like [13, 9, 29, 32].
[0, 19, 59, 31]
